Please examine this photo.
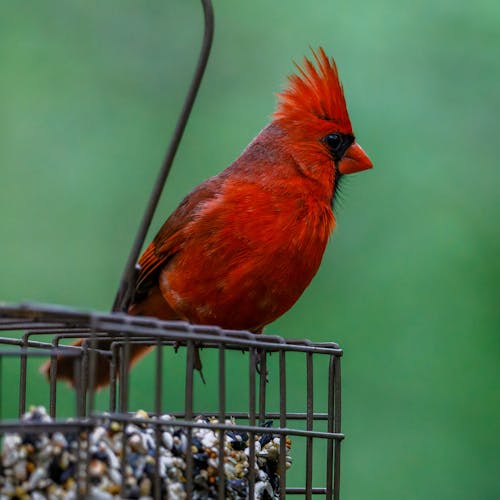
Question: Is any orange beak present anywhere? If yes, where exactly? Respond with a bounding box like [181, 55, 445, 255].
[338, 142, 373, 174]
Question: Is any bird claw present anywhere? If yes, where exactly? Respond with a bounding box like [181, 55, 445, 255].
[252, 350, 269, 383]
[173, 341, 206, 383]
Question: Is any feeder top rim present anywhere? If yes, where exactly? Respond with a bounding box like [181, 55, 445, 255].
[0, 301, 343, 355]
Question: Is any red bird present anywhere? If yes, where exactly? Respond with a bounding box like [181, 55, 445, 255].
[44, 48, 372, 387]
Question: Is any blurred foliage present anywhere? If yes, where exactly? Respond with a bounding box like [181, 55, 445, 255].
[0, 1, 498, 498]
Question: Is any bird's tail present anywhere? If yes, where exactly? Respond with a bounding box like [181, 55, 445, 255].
[40, 285, 179, 389]
[39, 337, 152, 390]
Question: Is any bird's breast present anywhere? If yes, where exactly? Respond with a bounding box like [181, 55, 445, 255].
[159, 181, 335, 330]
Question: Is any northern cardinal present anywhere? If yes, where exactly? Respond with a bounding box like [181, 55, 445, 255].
[43, 48, 372, 388]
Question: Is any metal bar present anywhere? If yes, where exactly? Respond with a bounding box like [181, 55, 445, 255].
[248, 347, 256, 499]
[0, 318, 39, 325]
[119, 336, 131, 413]
[326, 356, 335, 500]
[0, 302, 90, 321]
[89, 325, 343, 355]
[141, 410, 331, 421]
[44, 329, 340, 355]
[112, 0, 215, 313]
[100, 414, 345, 440]
[80, 342, 88, 417]
[333, 355, 342, 500]
[49, 339, 59, 418]
[218, 346, 226, 499]
[0, 348, 80, 356]
[95, 321, 341, 349]
[185, 340, 195, 499]
[279, 349, 287, 499]
[154, 338, 162, 500]
[0, 356, 2, 419]
[286, 488, 329, 494]
[165, 411, 330, 420]
[185, 341, 195, 420]
[0, 420, 89, 433]
[118, 344, 125, 412]
[0, 330, 343, 359]
[119, 331, 132, 496]
[0, 414, 338, 438]
[155, 338, 163, 416]
[0, 322, 72, 331]
[86, 317, 98, 415]
[258, 350, 267, 425]
[306, 352, 314, 500]
[109, 343, 118, 413]
[1, 331, 108, 354]
[18, 334, 29, 416]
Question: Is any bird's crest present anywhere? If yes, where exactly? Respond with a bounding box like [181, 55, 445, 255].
[274, 48, 352, 133]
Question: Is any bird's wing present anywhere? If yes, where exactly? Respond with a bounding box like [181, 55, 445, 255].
[134, 180, 219, 296]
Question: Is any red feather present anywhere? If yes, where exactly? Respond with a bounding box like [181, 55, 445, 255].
[274, 47, 352, 134]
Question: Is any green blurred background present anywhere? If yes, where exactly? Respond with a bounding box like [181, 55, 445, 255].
[0, 0, 498, 498]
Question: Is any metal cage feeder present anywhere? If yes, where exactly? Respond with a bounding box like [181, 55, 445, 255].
[0, 303, 343, 498]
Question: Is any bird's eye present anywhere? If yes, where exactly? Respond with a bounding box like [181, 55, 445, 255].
[325, 133, 343, 152]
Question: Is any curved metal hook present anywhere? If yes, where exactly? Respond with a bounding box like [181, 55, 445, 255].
[112, 0, 214, 312]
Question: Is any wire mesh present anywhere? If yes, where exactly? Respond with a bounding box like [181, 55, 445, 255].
[0, 302, 343, 498]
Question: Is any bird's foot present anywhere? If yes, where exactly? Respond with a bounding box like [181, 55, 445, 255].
[252, 349, 269, 383]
